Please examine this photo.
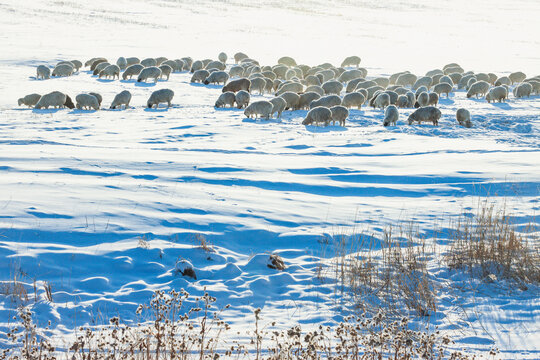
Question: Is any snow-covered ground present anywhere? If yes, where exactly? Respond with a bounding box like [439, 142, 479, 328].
[0, 0, 539, 358]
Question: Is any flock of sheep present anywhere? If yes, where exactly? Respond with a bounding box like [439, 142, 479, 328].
[18, 53, 540, 128]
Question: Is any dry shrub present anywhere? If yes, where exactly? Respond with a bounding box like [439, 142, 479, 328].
[446, 199, 539, 286]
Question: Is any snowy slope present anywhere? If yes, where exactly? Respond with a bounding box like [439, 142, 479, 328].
[0, 0, 539, 358]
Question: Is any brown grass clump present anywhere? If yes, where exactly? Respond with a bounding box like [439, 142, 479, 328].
[446, 199, 539, 286]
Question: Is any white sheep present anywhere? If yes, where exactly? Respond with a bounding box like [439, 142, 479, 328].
[373, 77, 390, 88]
[85, 57, 106, 68]
[406, 91, 416, 108]
[509, 71, 526, 84]
[126, 57, 140, 66]
[190, 69, 209, 83]
[202, 71, 228, 85]
[90, 58, 108, 71]
[269, 97, 287, 118]
[427, 92, 439, 106]
[495, 76, 511, 86]
[234, 52, 249, 63]
[458, 74, 477, 89]
[526, 80, 540, 94]
[76, 94, 100, 110]
[122, 64, 144, 80]
[330, 105, 348, 126]
[34, 91, 68, 109]
[302, 106, 332, 126]
[396, 73, 417, 87]
[383, 105, 399, 126]
[276, 82, 303, 96]
[485, 86, 508, 103]
[279, 92, 301, 110]
[36, 65, 50, 80]
[309, 95, 341, 109]
[340, 56, 361, 68]
[513, 82, 533, 98]
[474, 73, 490, 83]
[162, 60, 180, 72]
[116, 57, 128, 70]
[396, 94, 409, 108]
[87, 92, 102, 106]
[416, 92, 429, 107]
[372, 93, 390, 110]
[247, 77, 265, 94]
[384, 90, 398, 105]
[433, 82, 452, 98]
[305, 85, 325, 96]
[466, 81, 490, 98]
[141, 58, 157, 67]
[298, 92, 321, 110]
[438, 75, 454, 87]
[92, 62, 110, 75]
[70, 60, 82, 71]
[223, 78, 251, 93]
[366, 86, 385, 100]
[218, 52, 227, 63]
[322, 80, 343, 95]
[137, 66, 162, 83]
[110, 90, 132, 109]
[229, 66, 244, 78]
[99, 64, 120, 79]
[338, 69, 364, 83]
[52, 64, 74, 77]
[147, 89, 174, 108]
[155, 57, 168, 66]
[215, 92, 236, 108]
[18, 93, 41, 107]
[235, 90, 250, 109]
[425, 69, 443, 77]
[159, 64, 173, 80]
[206, 61, 226, 71]
[408, 106, 441, 125]
[278, 56, 297, 67]
[342, 92, 365, 109]
[456, 108, 472, 127]
[244, 100, 273, 119]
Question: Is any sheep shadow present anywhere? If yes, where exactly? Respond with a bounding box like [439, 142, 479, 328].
[490, 102, 512, 110]
[135, 82, 157, 87]
[68, 109, 98, 114]
[242, 117, 282, 124]
[189, 82, 206, 88]
[144, 106, 176, 112]
[120, 79, 136, 84]
[204, 84, 224, 90]
[97, 79, 116, 83]
[438, 97, 455, 105]
[304, 125, 348, 133]
[28, 76, 48, 81]
[214, 107, 240, 112]
[13, 107, 34, 111]
[32, 108, 62, 114]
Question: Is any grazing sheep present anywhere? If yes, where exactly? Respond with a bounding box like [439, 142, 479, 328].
[191, 69, 210, 83]
[278, 56, 297, 67]
[229, 66, 244, 78]
[269, 97, 287, 118]
[330, 105, 348, 126]
[76, 93, 100, 110]
[366, 86, 385, 100]
[456, 108, 472, 127]
[223, 78, 251, 93]
[52, 64, 74, 77]
[372, 93, 390, 109]
[341, 56, 361, 68]
[427, 92, 439, 106]
[345, 78, 365, 92]
[180, 57, 193, 70]
[475, 73, 490, 83]
[495, 76, 511, 86]
[389, 71, 410, 85]
[201, 70, 228, 85]
[426, 69, 443, 77]
[487, 73, 498, 85]
[485, 86, 508, 103]
[509, 71, 526, 84]
[513, 82, 533, 98]
[87, 92, 102, 106]
[206, 61, 226, 71]
[261, 70, 277, 81]
[137, 66, 162, 83]
[190, 60, 204, 73]
[116, 57, 128, 70]
[458, 74, 477, 89]
[234, 90, 250, 109]
[448, 72, 462, 85]
[431, 74, 443, 85]
[396, 95, 409, 108]
[438, 75, 454, 87]
[279, 92, 301, 110]
[88, 58, 107, 70]
[405, 91, 416, 108]
[162, 60, 180, 72]
[383, 105, 399, 126]
[373, 77, 390, 88]
[384, 90, 398, 105]
[466, 77, 478, 90]
[412, 76, 433, 90]
[525, 80, 540, 94]
[415, 92, 429, 107]
[444, 66, 464, 75]
[18, 93, 41, 107]
[99, 64, 120, 79]
[34, 91, 68, 109]
[123, 64, 144, 80]
[303, 75, 320, 87]
[396, 73, 417, 87]
[244, 100, 273, 119]
[70, 60, 82, 71]
[342, 92, 365, 109]
[304, 85, 324, 97]
[408, 106, 441, 125]
[322, 80, 343, 95]
[36, 65, 50, 80]
[147, 89, 174, 108]
[338, 69, 364, 83]
[249, 77, 267, 94]
[466, 81, 490, 98]
[272, 65, 289, 79]
[276, 82, 303, 96]
[443, 63, 461, 71]
[316, 69, 335, 83]
[309, 95, 341, 109]
[155, 57, 168, 66]
[156, 64, 172, 80]
[302, 106, 332, 126]
[433, 82, 452, 98]
[92, 62, 110, 75]
[218, 52, 227, 63]
[234, 52, 249, 63]
[141, 58, 157, 67]
[298, 92, 321, 110]
[215, 92, 236, 108]
[415, 86, 429, 98]
[126, 57, 140, 66]
[57, 61, 74, 69]
[110, 90, 132, 109]
[392, 87, 408, 95]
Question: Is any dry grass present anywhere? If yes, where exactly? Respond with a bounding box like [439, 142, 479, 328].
[0, 262, 29, 303]
[446, 199, 539, 286]
[192, 233, 214, 253]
